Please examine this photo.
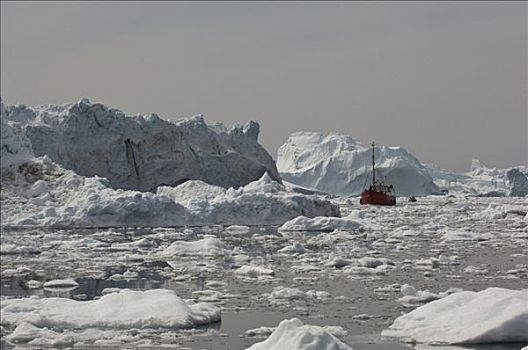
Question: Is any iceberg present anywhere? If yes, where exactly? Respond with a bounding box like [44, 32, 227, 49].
[277, 132, 438, 196]
[4, 99, 280, 191]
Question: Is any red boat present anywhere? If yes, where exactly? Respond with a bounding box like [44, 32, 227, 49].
[360, 142, 396, 206]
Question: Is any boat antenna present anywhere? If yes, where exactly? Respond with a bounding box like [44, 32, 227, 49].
[371, 142, 375, 186]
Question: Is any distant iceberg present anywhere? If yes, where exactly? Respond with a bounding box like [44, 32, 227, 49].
[277, 132, 439, 196]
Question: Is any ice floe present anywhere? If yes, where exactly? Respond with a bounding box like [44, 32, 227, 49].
[246, 318, 352, 350]
[383, 287, 528, 344]
[279, 214, 362, 232]
[1, 289, 221, 345]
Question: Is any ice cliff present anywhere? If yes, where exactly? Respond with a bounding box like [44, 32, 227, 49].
[277, 132, 439, 196]
[507, 168, 528, 197]
[3, 98, 280, 191]
[1, 101, 338, 227]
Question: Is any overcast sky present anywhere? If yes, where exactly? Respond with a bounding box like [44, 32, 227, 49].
[1, 1, 526, 171]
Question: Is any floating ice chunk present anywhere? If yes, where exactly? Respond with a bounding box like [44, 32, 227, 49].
[463, 266, 489, 275]
[383, 288, 528, 344]
[244, 326, 275, 337]
[325, 257, 354, 268]
[235, 265, 275, 277]
[6, 322, 73, 346]
[268, 287, 307, 301]
[245, 323, 348, 339]
[358, 257, 394, 268]
[267, 287, 330, 301]
[401, 284, 417, 297]
[441, 231, 491, 241]
[0, 243, 40, 255]
[161, 236, 226, 256]
[25, 280, 42, 289]
[398, 284, 463, 306]
[279, 215, 362, 232]
[101, 288, 122, 295]
[43, 279, 79, 288]
[225, 225, 251, 235]
[246, 318, 352, 350]
[1, 289, 221, 330]
[278, 243, 311, 254]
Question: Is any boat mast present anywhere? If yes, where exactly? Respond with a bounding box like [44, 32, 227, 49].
[371, 142, 375, 186]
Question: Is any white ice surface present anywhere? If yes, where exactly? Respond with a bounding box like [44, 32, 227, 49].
[1, 289, 221, 331]
[3, 99, 279, 191]
[279, 214, 362, 232]
[277, 132, 438, 196]
[246, 318, 352, 350]
[382, 287, 528, 344]
[1, 160, 338, 227]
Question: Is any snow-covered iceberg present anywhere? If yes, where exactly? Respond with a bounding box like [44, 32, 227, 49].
[382, 287, 528, 344]
[246, 318, 352, 350]
[3, 98, 280, 191]
[2, 101, 339, 227]
[277, 132, 438, 196]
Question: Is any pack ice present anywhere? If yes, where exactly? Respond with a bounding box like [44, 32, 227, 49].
[277, 132, 439, 196]
[382, 287, 528, 344]
[426, 158, 528, 197]
[3, 98, 279, 191]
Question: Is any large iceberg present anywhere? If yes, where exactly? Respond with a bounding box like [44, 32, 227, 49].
[277, 132, 439, 196]
[382, 287, 528, 345]
[3, 98, 280, 191]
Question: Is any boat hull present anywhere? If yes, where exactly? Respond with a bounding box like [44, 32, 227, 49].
[360, 190, 396, 206]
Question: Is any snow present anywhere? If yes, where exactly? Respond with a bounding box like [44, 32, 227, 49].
[246, 318, 352, 350]
[277, 132, 438, 196]
[279, 214, 362, 232]
[4, 98, 279, 191]
[383, 288, 528, 344]
[1, 289, 221, 332]
[158, 172, 340, 226]
[1, 161, 338, 227]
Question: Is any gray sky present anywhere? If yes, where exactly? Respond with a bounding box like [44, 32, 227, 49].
[1, 1, 526, 172]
